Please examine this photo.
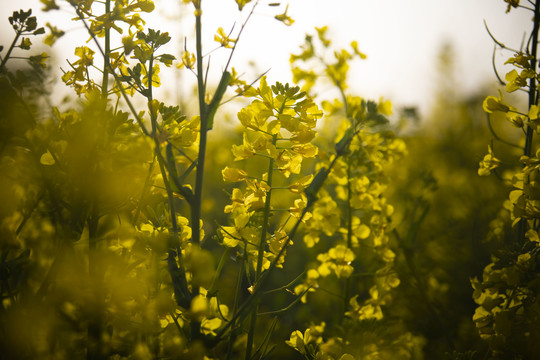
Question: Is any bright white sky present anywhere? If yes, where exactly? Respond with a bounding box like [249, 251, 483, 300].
[1, 0, 533, 116]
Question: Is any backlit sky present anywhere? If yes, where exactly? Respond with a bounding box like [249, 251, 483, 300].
[1, 0, 533, 115]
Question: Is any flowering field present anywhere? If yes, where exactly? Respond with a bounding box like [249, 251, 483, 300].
[1, 1, 539, 359]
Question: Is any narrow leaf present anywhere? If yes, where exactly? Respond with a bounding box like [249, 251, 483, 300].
[207, 70, 231, 130]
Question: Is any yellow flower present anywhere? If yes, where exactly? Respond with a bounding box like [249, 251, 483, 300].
[505, 52, 533, 68]
[328, 244, 355, 278]
[224, 188, 244, 213]
[214, 27, 236, 48]
[350, 40, 367, 59]
[142, 63, 161, 87]
[222, 167, 248, 182]
[73, 46, 95, 66]
[483, 91, 509, 113]
[235, 0, 252, 10]
[268, 230, 289, 255]
[190, 295, 209, 320]
[291, 143, 318, 158]
[178, 50, 196, 69]
[505, 69, 530, 93]
[201, 317, 222, 336]
[40, 150, 55, 165]
[286, 330, 308, 355]
[220, 226, 241, 247]
[288, 174, 314, 193]
[276, 152, 303, 178]
[289, 196, 311, 221]
[232, 143, 255, 160]
[275, 4, 294, 26]
[377, 97, 392, 115]
[244, 179, 270, 210]
[478, 145, 501, 176]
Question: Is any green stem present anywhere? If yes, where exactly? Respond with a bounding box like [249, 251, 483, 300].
[524, 2, 539, 158]
[518, 0, 540, 246]
[87, 203, 104, 360]
[132, 156, 156, 227]
[192, 1, 207, 246]
[148, 58, 156, 133]
[146, 46, 196, 336]
[343, 159, 353, 314]
[87, 1, 111, 356]
[226, 247, 248, 360]
[0, 29, 21, 71]
[146, 51, 181, 240]
[156, 148, 179, 236]
[101, 0, 110, 98]
[246, 133, 277, 360]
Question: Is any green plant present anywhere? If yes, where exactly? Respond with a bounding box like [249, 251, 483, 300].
[474, 0, 540, 358]
[5, 1, 526, 359]
[0, 1, 414, 358]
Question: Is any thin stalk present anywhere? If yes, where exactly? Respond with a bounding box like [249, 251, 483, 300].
[246, 133, 277, 360]
[343, 159, 353, 314]
[486, 114, 521, 149]
[146, 50, 181, 245]
[100, 0, 110, 98]
[0, 29, 21, 71]
[88, 1, 110, 356]
[518, 0, 540, 246]
[226, 246, 248, 360]
[255, 135, 277, 279]
[181, 1, 209, 341]
[144, 42, 187, 294]
[132, 156, 156, 227]
[224, 0, 259, 71]
[192, 1, 207, 246]
[257, 286, 312, 315]
[87, 203, 104, 360]
[156, 148, 194, 334]
[524, 2, 539, 158]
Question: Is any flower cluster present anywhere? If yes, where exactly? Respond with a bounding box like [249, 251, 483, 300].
[220, 77, 322, 272]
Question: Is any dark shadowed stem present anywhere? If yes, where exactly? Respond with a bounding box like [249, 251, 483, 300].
[132, 157, 156, 227]
[245, 133, 277, 360]
[87, 203, 104, 360]
[101, 0, 110, 98]
[184, 2, 208, 341]
[343, 159, 353, 315]
[88, 1, 110, 357]
[0, 29, 21, 71]
[226, 248, 248, 360]
[518, 0, 540, 246]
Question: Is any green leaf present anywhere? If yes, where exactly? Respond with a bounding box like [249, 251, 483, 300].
[207, 70, 231, 130]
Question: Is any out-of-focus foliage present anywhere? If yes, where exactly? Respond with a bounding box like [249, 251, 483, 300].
[471, 2, 540, 358]
[387, 43, 511, 359]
